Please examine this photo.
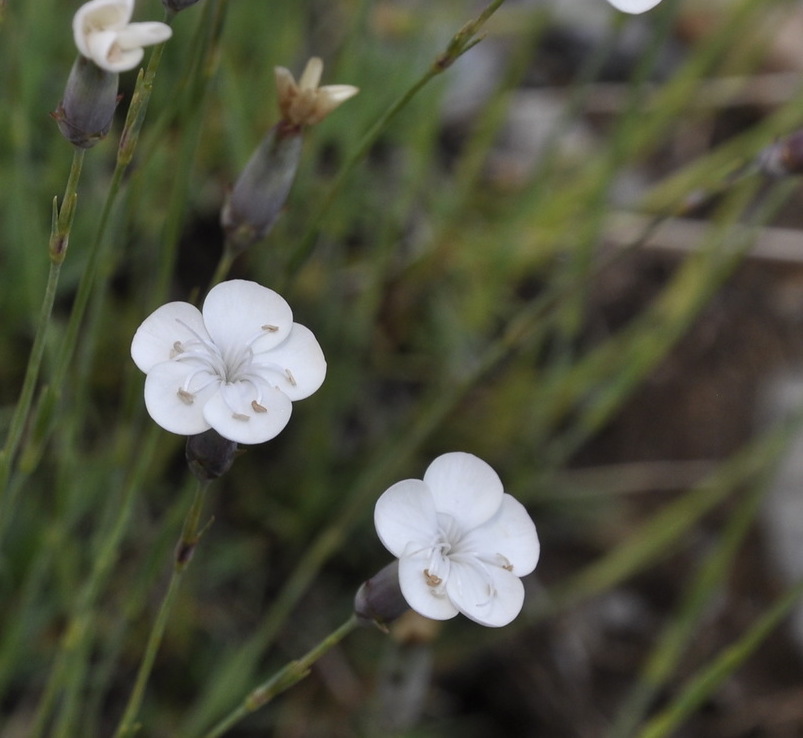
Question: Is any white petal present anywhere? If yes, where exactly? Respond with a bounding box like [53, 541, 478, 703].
[398, 551, 459, 621]
[131, 301, 208, 373]
[459, 495, 540, 576]
[73, 0, 132, 56]
[104, 46, 144, 73]
[424, 452, 504, 531]
[115, 22, 172, 51]
[320, 85, 360, 104]
[446, 559, 525, 627]
[143, 362, 217, 436]
[83, 30, 119, 69]
[253, 323, 326, 401]
[299, 57, 323, 90]
[202, 383, 292, 445]
[202, 280, 293, 356]
[374, 479, 438, 558]
[606, 0, 663, 13]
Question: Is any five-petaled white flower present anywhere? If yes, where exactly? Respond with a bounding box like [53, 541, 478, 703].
[131, 279, 326, 445]
[275, 57, 359, 127]
[606, 0, 663, 13]
[73, 0, 172, 73]
[374, 452, 540, 627]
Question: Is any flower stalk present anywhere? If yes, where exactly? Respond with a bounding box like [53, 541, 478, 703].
[112, 477, 212, 738]
[0, 147, 85, 518]
[203, 615, 359, 738]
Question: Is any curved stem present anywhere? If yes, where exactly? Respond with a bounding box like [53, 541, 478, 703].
[204, 615, 359, 738]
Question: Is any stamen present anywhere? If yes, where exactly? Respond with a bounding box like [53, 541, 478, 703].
[170, 340, 184, 358]
[262, 324, 279, 332]
[423, 569, 442, 587]
[285, 369, 297, 387]
[251, 400, 267, 413]
[231, 412, 250, 422]
[177, 388, 195, 405]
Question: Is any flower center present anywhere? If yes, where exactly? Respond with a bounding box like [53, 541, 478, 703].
[170, 320, 280, 420]
[419, 513, 508, 608]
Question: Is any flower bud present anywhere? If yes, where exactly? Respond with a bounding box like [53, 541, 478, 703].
[220, 123, 303, 255]
[186, 429, 238, 481]
[53, 55, 119, 148]
[355, 561, 410, 630]
[758, 131, 803, 177]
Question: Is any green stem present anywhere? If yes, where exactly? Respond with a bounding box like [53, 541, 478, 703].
[287, 0, 508, 276]
[204, 615, 359, 738]
[0, 146, 84, 515]
[112, 477, 211, 738]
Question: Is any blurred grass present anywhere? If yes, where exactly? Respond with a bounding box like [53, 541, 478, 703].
[3, 0, 803, 736]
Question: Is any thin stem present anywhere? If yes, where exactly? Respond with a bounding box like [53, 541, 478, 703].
[206, 246, 237, 294]
[204, 615, 359, 738]
[112, 477, 211, 738]
[14, 24, 174, 486]
[286, 0, 508, 276]
[0, 146, 85, 514]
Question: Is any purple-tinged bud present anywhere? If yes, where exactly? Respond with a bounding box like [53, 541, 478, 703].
[355, 561, 410, 630]
[220, 122, 303, 255]
[186, 429, 238, 481]
[758, 131, 803, 177]
[53, 55, 119, 149]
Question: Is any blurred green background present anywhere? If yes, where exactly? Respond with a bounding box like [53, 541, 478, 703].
[5, 0, 803, 735]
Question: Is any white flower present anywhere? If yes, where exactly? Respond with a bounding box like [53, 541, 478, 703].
[73, 0, 172, 73]
[130, 279, 326, 445]
[606, 0, 663, 13]
[374, 452, 540, 627]
[275, 57, 359, 127]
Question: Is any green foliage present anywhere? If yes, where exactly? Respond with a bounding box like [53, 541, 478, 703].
[1, 0, 802, 736]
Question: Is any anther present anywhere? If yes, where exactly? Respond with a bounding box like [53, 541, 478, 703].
[232, 412, 250, 422]
[251, 400, 267, 413]
[262, 324, 279, 332]
[170, 340, 184, 358]
[285, 369, 297, 387]
[423, 569, 442, 587]
[177, 388, 195, 405]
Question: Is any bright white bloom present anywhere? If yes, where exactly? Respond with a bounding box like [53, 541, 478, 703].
[73, 0, 172, 73]
[374, 452, 540, 627]
[131, 280, 326, 445]
[606, 0, 663, 13]
[275, 57, 359, 127]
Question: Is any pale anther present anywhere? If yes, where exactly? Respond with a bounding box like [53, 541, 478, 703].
[232, 412, 250, 422]
[424, 569, 442, 587]
[171, 341, 184, 358]
[177, 388, 195, 405]
[262, 324, 279, 332]
[285, 369, 297, 387]
[251, 400, 267, 413]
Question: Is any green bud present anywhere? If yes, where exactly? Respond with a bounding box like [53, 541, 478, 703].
[355, 561, 409, 630]
[53, 55, 119, 149]
[221, 122, 303, 255]
[186, 429, 238, 481]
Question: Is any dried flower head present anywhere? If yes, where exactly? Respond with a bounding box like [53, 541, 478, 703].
[275, 57, 359, 128]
